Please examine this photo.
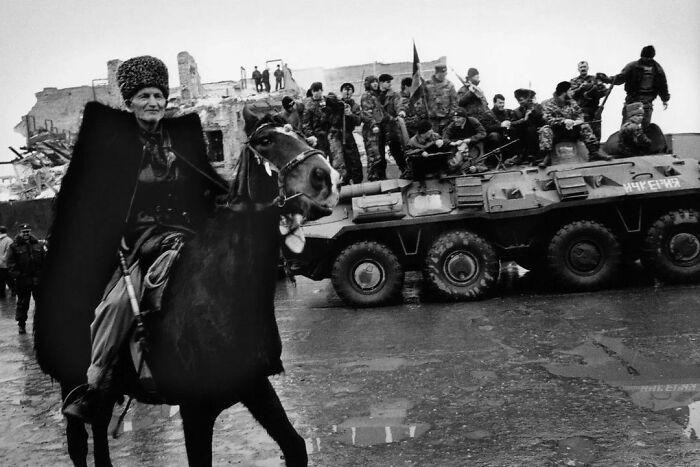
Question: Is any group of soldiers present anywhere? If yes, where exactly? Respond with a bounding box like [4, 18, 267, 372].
[278, 45, 670, 183]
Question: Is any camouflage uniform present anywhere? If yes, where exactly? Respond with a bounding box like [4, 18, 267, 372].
[539, 96, 599, 155]
[425, 75, 457, 135]
[397, 89, 428, 137]
[379, 88, 406, 174]
[328, 95, 363, 184]
[360, 78, 386, 181]
[570, 74, 609, 139]
[442, 117, 489, 171]
[302, 96, 331, 158]
[618, 121, 652, 157]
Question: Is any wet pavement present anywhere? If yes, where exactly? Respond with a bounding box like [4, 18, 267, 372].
[3, 263, 700, 466]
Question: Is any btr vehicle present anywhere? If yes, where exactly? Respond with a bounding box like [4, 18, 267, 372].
[284, 152, 700, 307]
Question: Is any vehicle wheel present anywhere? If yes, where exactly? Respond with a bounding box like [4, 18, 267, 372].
[423, 230, 499, 301]
[641, 209, 700, 283]
[331, 241, 404, 307]
[545, 220, 622, 290]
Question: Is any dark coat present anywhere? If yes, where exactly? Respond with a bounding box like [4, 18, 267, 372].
[614, 58, 670, 103]
[34, 102, 227, 384]
[7, 234, 44, 287]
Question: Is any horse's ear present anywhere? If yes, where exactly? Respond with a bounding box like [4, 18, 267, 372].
[242, 105, 260, 137]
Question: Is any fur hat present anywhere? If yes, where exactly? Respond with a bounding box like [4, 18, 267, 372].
[626, 102, 644, 117]
[514, 88, 531, 100]
[417, 119, 432, 134]
[435, 65, 447, 73]
[310, 82, 323, 92]
[641, 45, 656, 59]
[378, 73, 394, 83]
[340, 82, 355, 93]
[467, 67, 479, 78]
[116, 55, 169, 102]
[364, 75, 378, 90]
[555, 81, 572, 95]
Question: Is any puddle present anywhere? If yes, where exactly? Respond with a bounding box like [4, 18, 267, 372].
[546, 333, 700, 439]
[331, 399, 430, 447]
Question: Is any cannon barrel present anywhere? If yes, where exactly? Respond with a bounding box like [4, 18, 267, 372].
[339, 179, 413, 201]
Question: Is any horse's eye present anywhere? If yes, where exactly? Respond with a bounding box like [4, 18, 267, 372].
[258, 138, 272, 146]
[310, 167, 328, 191]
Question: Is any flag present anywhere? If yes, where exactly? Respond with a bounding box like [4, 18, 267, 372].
[409, 41, 424, 103]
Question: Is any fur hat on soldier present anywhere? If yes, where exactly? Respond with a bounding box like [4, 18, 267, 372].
[626, 102, 644, 117]
[117, 55, 169, 102]
[514, 88, 531, 100]
[555, 81, 572, 95]
[435, 65, 447, 73]
[641, 45, 656, 59]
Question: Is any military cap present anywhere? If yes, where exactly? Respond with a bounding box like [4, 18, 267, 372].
[453, 108, 468, 118]
[19, 223, 31, 230]
[625, 102, 644, 117]
[378, 73, 393, 83]
[555, 81, 572, 95]
[435, 65, 447, 73]
[117, 55, 170, 102]
[340, 82, 355, 92]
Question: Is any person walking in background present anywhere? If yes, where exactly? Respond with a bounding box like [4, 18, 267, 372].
[7, 224, 44, 334]
[0, 226, 14, 298]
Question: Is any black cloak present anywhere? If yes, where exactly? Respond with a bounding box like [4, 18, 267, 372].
[35, 102, 227, 384]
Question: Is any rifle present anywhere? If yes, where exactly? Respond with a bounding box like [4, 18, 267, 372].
[450, 67, 484, 100]
[470, 139, 520, 165]
[594, 81, 615, 120]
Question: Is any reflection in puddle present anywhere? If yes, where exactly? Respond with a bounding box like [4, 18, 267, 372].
[546, 334, 700, 439]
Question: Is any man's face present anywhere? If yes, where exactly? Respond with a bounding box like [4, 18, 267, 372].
[370, 80, 379, 91]
[516, 96, 528, 107]
[379, 80, 392, 91]
[284, 102, 295, 113]
[494, 98, 505, 111]
[454, 116, 466, 126]
[435, 71, 446, 81]
[468, 74, 480, 86]
[20, 229, 30, 239]
[342, 87, 353, 99]
[312, 89, 323, 100]
[578, 63, 589, 75]
[127, 87, 166, 126]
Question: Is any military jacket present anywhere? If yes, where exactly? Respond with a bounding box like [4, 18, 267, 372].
[360, 91, 384, 127]
[541, 97, 584, 129]
[570, 74, 608, 110]
[619, 121, 652, 156]
[302, 97, 331, 137]
[425, 76, 457, 119]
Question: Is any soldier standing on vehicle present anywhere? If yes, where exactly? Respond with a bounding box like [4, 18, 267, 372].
[378, 74, 407, 177]
[457, 68, 489, 110]
[613, 45, 670, 129]
[618, 102, 653, 157]
[539, 81, 611, 167]
[361, 75, 386, 181]
[397, 77, 428, 138]
[425, 65, 457, 135]
[302, 82, 332, 158]
[328, 83, 363, 185]
[7, 224, 45, 334]
[569, 60, 610, 139]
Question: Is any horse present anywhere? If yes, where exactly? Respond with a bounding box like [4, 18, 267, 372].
[37, 109, 340, 467]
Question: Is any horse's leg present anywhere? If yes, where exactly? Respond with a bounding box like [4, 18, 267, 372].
[91, 401, 115, 467]
[61, 382, 89, 467]
[180, 402, 222, 467]
[240, 378, 308, 467]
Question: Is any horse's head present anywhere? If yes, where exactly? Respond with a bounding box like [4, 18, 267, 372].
[243, 106, 340, 221]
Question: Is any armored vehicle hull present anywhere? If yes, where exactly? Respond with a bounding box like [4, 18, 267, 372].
[285, 154, 700, 307]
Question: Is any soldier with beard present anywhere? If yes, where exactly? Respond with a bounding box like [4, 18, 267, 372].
[327, 83, 363, 184]
[505, 88, 545, 166]
[569, 60, 610, 139]
[360, 75, 386, 180]
[539, 81, 611, 167]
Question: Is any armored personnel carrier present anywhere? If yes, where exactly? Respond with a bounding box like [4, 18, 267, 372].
[284, 154, 700, 307]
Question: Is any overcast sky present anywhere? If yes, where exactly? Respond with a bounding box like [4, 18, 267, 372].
[1, 0, 698, 161]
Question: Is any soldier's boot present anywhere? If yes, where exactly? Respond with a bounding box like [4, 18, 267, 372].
[588, 150, 612, 161]
[538, 155, 551, 169]
[62, 384, 106, 424]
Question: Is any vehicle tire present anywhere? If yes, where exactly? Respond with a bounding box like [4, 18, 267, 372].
[641, 209, 700, 283]
[423, 230, 499, 301]
[331, 241, 404, 307]
[545, 220, 622, 290]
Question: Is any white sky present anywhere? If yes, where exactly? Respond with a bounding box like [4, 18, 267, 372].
[1, 0, 699, 162]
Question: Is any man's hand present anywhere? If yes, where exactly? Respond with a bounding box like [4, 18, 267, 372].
[574, 119, 584, 126]
[398, 111, 406, 118]
[306, 136, 318, 147]
[564, 119, 576, 130]
[344, 104, 352, 116]
[663, 101, 669, 110]
[500, 120, 511, 129]
[372, 125, 380, 134]
[435, 139, 444, 148]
